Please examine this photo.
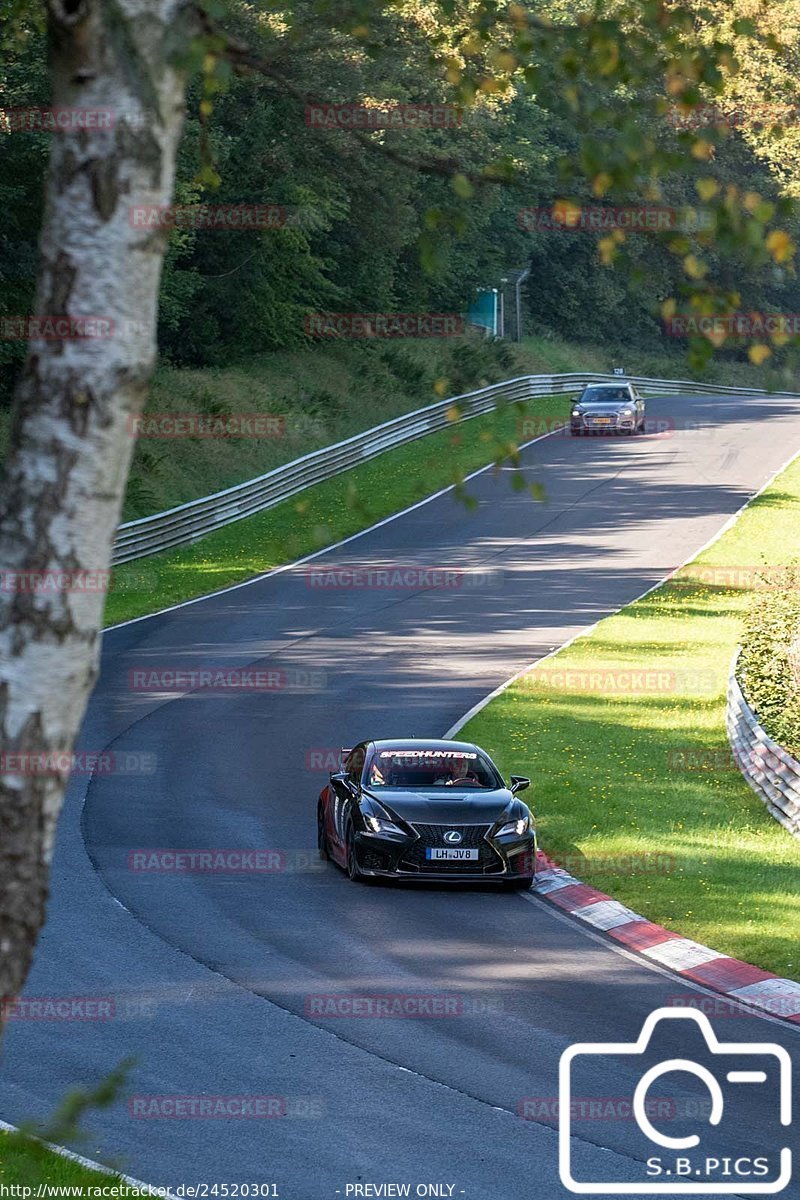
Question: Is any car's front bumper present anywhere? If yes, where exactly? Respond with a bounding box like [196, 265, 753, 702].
[352, 826, 537, 882]
[571, 413, 638, 434]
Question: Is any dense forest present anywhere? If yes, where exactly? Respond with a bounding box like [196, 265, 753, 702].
[2, 0, 800, 402]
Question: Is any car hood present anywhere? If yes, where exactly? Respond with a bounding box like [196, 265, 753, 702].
[576, 401, 631, 412]
[363, 787, 518, 826]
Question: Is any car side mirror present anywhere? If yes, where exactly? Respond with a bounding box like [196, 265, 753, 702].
[510, 775, 530, 795]
[331, 770, 358, 797]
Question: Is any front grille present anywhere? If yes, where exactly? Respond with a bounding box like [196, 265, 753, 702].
[400, 823, 504, 874]
[585, 415, 619, 428]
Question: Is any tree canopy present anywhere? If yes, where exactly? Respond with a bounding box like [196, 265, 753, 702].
[1, 0, 799, 395]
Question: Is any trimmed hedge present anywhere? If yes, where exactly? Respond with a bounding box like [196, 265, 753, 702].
[738, 564, 800, 758]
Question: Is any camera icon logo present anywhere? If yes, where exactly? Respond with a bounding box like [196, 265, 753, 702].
[559, 1007, 792, 1194]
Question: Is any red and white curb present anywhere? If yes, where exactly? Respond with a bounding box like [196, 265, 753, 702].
[533, 852, 800, 1025]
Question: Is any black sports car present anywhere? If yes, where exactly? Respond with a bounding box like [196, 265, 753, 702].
[317, 739, 536, 888]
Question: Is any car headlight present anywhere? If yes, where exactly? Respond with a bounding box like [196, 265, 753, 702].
[620, 407, 634, 416]
[572, 408, 583, 417]
[496, 814, 530, 837]
[364, 814, 406, 836]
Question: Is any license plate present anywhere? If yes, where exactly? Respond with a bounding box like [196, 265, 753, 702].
[591, 417, 612, 424]
[426, 847, 479, 861]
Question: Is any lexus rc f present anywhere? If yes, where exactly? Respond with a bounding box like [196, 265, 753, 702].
[317, 739, 536, 888]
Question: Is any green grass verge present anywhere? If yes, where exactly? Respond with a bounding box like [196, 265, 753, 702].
[0, 1130, 123, 1189]
[462, 452, 800, 980]
[105, 391, 565, 626]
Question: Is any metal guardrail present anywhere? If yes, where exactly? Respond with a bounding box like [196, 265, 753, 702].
[727, 653, 800, 838]
[113, 372, 797, 565]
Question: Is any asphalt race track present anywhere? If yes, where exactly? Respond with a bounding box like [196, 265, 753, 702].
[2, 391, 800, 1199]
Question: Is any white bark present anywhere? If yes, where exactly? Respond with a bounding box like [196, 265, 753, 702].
[0, 0, 190, 1006]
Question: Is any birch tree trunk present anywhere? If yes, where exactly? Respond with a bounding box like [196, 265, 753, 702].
[0, 0, 190, 1014]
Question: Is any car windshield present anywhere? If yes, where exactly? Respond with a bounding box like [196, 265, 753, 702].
[579, 387, 630, 403]
[366, 747, 501, 789]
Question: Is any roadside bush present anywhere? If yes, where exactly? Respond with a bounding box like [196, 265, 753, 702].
[738, 563, 800, 757]
[379, 346, 430, 395]
[444, 337, 518, 396]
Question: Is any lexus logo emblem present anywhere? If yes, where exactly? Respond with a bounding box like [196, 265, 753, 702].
[443, 830, 462, 844]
